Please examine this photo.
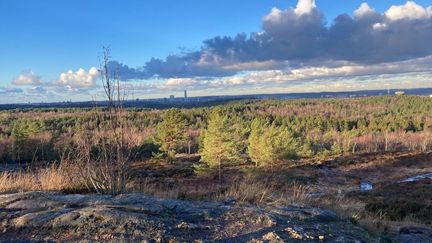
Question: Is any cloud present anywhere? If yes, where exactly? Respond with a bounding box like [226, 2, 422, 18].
[155, 55, 432, 91]
[109, 0, 432, 80]
[107, 61, 149, 80]
[294, 0, 316, 15]
[354, 3, 375, 18]
[164, 78, 199, 88]
[7, 0, 432, 102]
[27, 86, 47, 94]
[327, 3, 432, 63]
[10, 67, 100, 95]
[0, 87, 23, 95]
[7, 68, 101, 103]
[145, 53, 238, 78]
[385, 1, 431, 21]
[12, 70, 42, 86]
[56, 67, 99, 90]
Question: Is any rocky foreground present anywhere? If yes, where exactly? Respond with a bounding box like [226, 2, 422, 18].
[0, 191, 383, 242]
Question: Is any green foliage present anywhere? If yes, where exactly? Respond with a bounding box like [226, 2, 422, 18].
[10, 119, 47, 162]
[330, 142, 343, 155]
[298, 139, 315, 158]
[192, 163, 213, 177]
[200, 108, 245, 179]
[155, 108, 188, 159]
[11, 119, 44, 140]
[248, 118, 298, 167]
[132, 139, 160, 159]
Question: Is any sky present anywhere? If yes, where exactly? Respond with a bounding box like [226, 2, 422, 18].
[1, 0, 432, 103]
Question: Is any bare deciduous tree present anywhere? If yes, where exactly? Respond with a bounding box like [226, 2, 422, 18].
[74, 47, 133, 195]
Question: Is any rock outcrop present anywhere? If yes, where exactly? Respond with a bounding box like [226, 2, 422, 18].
[0, 192, 374, 242]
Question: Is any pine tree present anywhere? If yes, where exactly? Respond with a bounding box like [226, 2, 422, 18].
[248, 118, 298, 167]
[200, 108, 244, 181]
[299, 139, 315, 158]
[155, 108, 188, 160]
[10, 119, 44, 162]
[248, 118, 268, 167]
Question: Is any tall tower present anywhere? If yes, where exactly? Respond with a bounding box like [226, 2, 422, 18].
[184, 90, 188, 101]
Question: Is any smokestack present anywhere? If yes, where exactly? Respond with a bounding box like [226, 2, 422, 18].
[184, 90, 188, 100]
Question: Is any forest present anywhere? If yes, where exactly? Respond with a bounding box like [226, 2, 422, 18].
[1, 95, 431, 168]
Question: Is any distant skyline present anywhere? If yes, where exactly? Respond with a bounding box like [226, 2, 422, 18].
[1, 0, 432, 103]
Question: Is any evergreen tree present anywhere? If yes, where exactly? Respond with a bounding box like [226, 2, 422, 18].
[10, 119, 44, 162]
[155, 108, 188, 160]
[248, 118, 298, 167]
[299, 139, 315, 158]
[11, 119, 43, 140]
[200, 108, 244, 181]
[248, 118, 268, 167]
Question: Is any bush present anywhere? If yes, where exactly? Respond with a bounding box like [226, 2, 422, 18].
[133, 140, 160, 159]
[366, 199, 432, 223]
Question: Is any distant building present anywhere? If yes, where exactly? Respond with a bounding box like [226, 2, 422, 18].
[184, 90, 188, 101]
[395, 91, 405, 96]
[169, 95, 175, 102]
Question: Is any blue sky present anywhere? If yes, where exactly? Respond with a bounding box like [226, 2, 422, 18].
[1, 0, 432, 103]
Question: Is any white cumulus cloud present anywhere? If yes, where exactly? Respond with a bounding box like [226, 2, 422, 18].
[354, 3, 375, 18]
[294, 0, 316, 15]
[264, 0, 317, 24]
[57, 67, 99, 90]
[12, 70, 42, 86]
[385, 1, 431, 21]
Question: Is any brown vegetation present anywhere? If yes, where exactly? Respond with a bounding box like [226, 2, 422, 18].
[0, 163, 81, 193]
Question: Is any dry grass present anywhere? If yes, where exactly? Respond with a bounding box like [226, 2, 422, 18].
[218, 180, 276, 204]
[0, 163, 83, 194]
[0, 171, 38, 193]
[312, 194, 427, 237]
[219, 181, 314, 205]
[132, 178, 181, 199]
[284, 183, 314, 205]
[129, 176, 315, 208]
[314, 196, 384, 234]
[39, 163, 82, 191]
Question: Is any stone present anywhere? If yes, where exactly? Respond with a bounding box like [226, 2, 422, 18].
[262, 232, 284, 243]
[359, 181, 373, 191]
[0, 191, 376, 242]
